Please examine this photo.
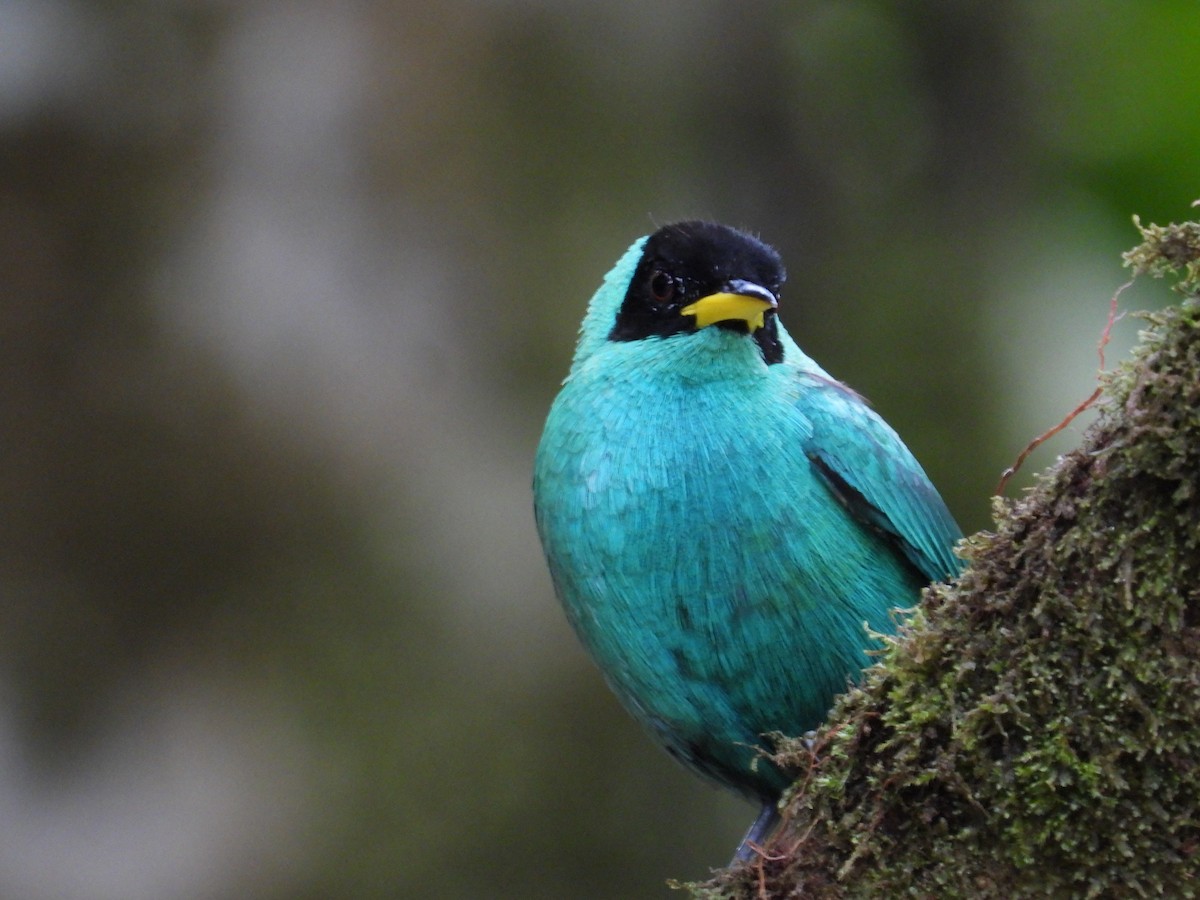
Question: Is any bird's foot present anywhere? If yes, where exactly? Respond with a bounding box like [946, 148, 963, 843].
[731, 801, 780, 864]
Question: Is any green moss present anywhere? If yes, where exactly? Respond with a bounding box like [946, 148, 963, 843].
[680, 214, 1200, 898]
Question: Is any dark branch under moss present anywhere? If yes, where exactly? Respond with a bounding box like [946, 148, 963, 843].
[681, 212, 1200, 899]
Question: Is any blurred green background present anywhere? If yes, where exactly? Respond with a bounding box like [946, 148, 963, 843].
[0, 2, 1194, 898]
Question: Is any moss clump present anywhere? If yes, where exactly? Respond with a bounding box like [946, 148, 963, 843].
[682, 213, 1200, 898]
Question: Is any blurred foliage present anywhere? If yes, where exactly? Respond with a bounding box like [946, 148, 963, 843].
[0, 1, 1197, 898]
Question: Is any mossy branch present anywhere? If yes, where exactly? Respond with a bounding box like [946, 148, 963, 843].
[681, 210, 1200, 899]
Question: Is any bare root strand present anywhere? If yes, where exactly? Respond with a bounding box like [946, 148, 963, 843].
[996, 280, 1129, 495]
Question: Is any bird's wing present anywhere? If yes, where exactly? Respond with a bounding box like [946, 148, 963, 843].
[797, 375, 963, 583]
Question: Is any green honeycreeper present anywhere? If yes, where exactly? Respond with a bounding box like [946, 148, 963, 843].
[533, 221, 962, 860]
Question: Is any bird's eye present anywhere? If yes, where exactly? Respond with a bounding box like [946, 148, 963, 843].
[649, 271, 675, 303]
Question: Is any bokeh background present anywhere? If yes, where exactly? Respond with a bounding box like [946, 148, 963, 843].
[1, 2, 1195, 898]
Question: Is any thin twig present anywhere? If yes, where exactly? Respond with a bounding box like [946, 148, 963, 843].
[995, 280, 1131, 495]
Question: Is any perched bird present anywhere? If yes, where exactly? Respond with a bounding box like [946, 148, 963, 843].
[532, 221, 962, 860]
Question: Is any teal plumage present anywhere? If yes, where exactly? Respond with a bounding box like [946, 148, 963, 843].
[533, 222, 961, 858]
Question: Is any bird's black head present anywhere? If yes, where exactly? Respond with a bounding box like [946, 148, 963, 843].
[608, 221, 786, 365]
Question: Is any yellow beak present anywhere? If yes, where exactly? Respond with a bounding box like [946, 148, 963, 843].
[680, 282, 777, 332]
